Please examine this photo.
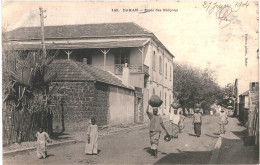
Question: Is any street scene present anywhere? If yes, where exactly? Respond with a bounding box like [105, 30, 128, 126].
[4, 115, 258, 165]
[2, 1, 259, 165]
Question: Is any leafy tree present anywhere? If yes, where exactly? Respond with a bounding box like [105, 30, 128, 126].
[173, 62, 224, 113]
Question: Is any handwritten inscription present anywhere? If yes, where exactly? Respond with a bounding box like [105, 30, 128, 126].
[202, 1, 249, 29]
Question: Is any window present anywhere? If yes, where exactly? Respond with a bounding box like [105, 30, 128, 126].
[153, 88, 155, 95]
[165, 63, 167, 79]
[82, 55, 92, 64]
[244, 96, 249, 108]
[160, 91, 161, 98]
[170, 66, 171, 81]
[152, 51, 156, 71]
[159, 56, 162, 74]
[165, 92, 167, 106]
[115, 49, 130, 64]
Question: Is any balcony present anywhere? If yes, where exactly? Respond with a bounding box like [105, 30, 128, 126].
[94, 64, 149, 76]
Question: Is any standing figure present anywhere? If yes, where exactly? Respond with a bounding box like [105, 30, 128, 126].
[193, 105, 202, 137]
[219, 108, 228, 134]
[85, 118, 98, 155]
[36, 128, 52, 159]
[179, 111, 185, 133]
[169, 103, 180, 138]
[147, 105, 169, 158]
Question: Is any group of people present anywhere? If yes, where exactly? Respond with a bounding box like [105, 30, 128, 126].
[146, 101, 228, 158]
[35, 101, 228, 159]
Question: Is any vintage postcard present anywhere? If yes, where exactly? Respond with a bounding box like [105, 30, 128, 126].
[1, 1, 259, 164]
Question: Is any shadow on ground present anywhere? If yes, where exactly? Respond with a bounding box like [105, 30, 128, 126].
[217, 138, 259, 164]
[204, 134, 219, 138]
[188, 133, 197, 137]
[217, 126, 259, 164]
[153, 150, 212, 164]
[144, 147, 154, 155]
[51, 132, 73, 141]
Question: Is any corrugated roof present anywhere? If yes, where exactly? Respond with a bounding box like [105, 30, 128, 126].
[5, 39, 150, 50]
[5, 22, 152, 40]
[50, 60, 133, 90]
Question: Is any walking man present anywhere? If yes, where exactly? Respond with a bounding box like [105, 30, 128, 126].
[169, 103, 181, 138]
[219, 107, 228, 134]
[146, 105, 169, 158]
[193, 104, 202, 137]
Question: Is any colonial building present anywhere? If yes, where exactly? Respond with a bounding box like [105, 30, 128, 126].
[4, 22, 174, 125]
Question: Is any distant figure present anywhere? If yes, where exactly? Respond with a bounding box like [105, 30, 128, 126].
[193, 105, 202, 137]
[179, 111, 185, 133]
[85, 118, 98, 155]
[147, 105, 169, 158]
[219, 108, 228, 134]
[36, 128, 52, 159]
[184, 108, 189, 115]
[216, 105, 222, 114]
[169, 103, 180, 138]
[189, 108, 194, 115]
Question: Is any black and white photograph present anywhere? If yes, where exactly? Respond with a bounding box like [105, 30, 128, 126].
[1, 1, 259, 164]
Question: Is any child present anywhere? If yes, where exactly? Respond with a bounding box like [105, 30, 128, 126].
[85, 118, 98, 155]
[36, 128, 52, 159]
[193, 105, 202, 137]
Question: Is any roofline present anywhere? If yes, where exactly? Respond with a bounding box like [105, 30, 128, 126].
[6, 22, 140, 33]
[150, 34, 175, 58]
[94, 81, 135, 91]
[5, 35, 174, 57]
[5, 22, 174, 57]
[4, 34, 154, 42]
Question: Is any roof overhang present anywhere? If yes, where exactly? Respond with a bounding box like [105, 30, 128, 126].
[3, 38, 151, 50]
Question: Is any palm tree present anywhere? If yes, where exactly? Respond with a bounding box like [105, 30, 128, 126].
[2, 47, 59, 144]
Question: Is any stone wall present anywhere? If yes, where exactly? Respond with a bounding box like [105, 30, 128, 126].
[49, 81, 109, 132]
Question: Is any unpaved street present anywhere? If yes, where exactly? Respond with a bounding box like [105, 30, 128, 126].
[4, 116, 220, 164]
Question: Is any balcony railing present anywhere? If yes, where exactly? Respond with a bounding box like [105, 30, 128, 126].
[94, 64, 149, 75]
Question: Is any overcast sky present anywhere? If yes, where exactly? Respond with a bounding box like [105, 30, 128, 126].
[2, 1, 259, 92]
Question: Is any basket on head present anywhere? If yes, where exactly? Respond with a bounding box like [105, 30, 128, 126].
[171, 102, 180, 109]
[164, 134, 171, 142]
[149, 95, 163, 107]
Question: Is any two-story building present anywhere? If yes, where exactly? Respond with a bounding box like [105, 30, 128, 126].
[4, 22, 174, 125]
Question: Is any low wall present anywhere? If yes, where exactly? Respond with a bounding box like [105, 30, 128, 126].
[109, 86, 135, 126]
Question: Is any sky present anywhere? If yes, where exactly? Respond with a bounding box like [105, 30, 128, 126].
[1, 1, 259, 93]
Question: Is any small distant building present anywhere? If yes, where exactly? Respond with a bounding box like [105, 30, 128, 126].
[239, 82, 259, 124]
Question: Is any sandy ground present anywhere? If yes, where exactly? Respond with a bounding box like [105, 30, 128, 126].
[3, 115, 221, 165]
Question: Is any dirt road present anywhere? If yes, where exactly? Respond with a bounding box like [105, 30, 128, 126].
[3, 115, 220, 164]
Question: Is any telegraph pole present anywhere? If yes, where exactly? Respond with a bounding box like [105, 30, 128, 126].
[39, 7, 47, 58]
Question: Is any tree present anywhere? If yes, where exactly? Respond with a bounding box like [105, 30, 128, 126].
[2, 45, 59, 145]
[173, 62, 224, 113]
